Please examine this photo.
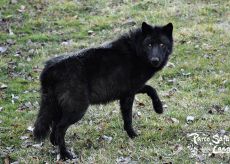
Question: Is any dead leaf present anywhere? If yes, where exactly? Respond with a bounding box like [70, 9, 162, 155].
[173, 144, 183, 154]
[61, 40, 73, 46]
[179, 40, 186, 44]
[32, 142, 43, 149]
[6, 39, 15, 45]
[28, 49, 35, 54]
[208, 124, 212, 129]
[26, 57, 32, 62]
[88, 30, 94, 35]
[21, 140, 33, 148]
[122, 18, 136, 26]
[136, 102, 145, 107]
[116, 156, 131, 164]
[166, 62, 175, 68]
[6, 146, 15, 152]
[101, 135, 113, 143]
[201, 114, 208, 120]
[10, 0, 18, 4]
[208, 104, 225, 114]
[224, 106, 229, 112]
[85, 139, 93, 149]
[165, 117, 179, 124]
[186, 116, 195, 123]
[33, 66, 42, 73]
[163, 88, 177, 97]
[20, 136, 29, 140]
[218, 87, 226, 93]
[33, 101, 39, 109]
[163, 104, 168, 109]
[0, 46, 7, 53]
[212, 104, 224, 114]
[135, 98, 145, 107]
[196, 154, 205, 162]
[0, 83, 7, 89]
[171, 117, 180, 124]
[27, 126, 34, 132]
[167, 78, 177, 84]
[4, 155, 10, 164]
[88, 30, 95, 36]
[203, 54, 212, 59]
[18, 5, 26, 13]
[25, 102, 33, 109]
[14, 51, 21, 57]
[8, 28, 14, 35]
[158, 127, 164, 131]
[182, 72, 191, 76]
[11, 94, 19, 104]
[22, 90, 29, 94]
[181, 69, 191, 76]
[96, 121, 107, 131]
[18, 101, 34, 111]
[133, 111, 141, 119]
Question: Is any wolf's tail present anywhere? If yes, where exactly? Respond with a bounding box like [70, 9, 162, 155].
[33, 65, 58, 141]
[33, 90, 56, 141]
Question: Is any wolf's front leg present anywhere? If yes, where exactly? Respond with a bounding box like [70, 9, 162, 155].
[137, 85, 163, 114]
[120, 95, 138, 138]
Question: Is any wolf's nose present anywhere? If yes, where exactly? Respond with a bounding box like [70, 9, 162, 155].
[150, 57, 160, 65]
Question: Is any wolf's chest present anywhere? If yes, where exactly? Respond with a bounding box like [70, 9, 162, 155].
[88, 68, 153, 104]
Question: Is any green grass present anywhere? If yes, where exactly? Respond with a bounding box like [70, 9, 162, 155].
[0, 0, 230, 163]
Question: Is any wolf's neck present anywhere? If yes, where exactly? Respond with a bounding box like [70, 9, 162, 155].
[108, 28, 142, 54]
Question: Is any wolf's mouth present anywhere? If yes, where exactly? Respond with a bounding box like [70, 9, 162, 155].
[150, 57, 161, 67]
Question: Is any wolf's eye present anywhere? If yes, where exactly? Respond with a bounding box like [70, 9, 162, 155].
[160, 43, 165, 48]
[148, 43, 152, 47]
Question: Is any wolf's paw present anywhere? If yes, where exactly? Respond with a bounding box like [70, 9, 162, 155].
[153, 101, 163, 114]
[60, 150, 73, 160]
[126, 129, 138, 139]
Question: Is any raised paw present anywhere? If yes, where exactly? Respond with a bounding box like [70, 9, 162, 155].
[153, 100, 163, 114]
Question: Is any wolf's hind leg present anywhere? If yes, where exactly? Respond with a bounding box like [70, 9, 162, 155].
[55, 95, 89, 160]
[50, 121, 58, 146]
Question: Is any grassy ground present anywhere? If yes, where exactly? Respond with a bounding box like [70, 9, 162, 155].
[0, 0, 230, 163]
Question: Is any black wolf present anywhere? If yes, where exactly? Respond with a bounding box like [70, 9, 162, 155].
[33, 22, 173, 160]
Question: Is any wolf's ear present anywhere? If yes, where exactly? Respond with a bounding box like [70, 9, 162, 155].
[142, 22, 152, 35]
[163, 23, 173, 37]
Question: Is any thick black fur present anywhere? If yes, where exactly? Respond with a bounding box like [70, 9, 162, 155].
[33, 22, 173, 160]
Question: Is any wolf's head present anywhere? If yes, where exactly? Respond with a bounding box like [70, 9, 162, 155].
[137, 22, 173, 68]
